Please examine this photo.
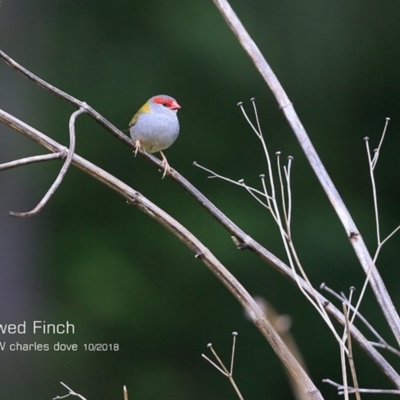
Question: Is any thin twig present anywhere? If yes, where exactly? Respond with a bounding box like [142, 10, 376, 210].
[238, 101, 277, 209]
[202, 334, 244, 400]
[123, 386, 128, 400]
[371, 117, 390, 170]
[284, 156, 294, 229]
[343, 303, 360, 400]
[339, 338, 349, 400]
[348, 124, 400, 335]
[276, 152, 288, 228]
[202, 352, 228, 376]
[53, 382, 87, 400]
[323, 379, 400, 395]
[0, 152, 63, 171]
[259, 173, 274, 211]
[364, 120, 400, 262]
[365, 136, 381, 245]
[230, 332, 238, 376]
[321, 283, 400, 357]
[370, 342, 400, 358]
[378, 225, 400, 254]
[193, 162, 273, 212]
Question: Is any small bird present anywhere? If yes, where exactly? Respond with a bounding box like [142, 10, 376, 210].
[129, 94, 181, 178]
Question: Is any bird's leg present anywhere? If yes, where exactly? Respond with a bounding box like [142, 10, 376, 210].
[134, 140, 141, 157]
[159, 151, 170, 179]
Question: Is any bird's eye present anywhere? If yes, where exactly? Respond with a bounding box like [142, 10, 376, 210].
[162, 102, 168, 107]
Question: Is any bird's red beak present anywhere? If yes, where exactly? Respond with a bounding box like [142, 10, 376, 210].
[170, 100, 181, 110]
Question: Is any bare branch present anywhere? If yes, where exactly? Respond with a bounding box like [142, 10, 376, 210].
[371, 117, 390, 170]
[345, 122, 400, 342]
[53, 382, 87, 400]
[213, 0, 400, 348]
[230, 331, 238, 376]
[202, 334, 244, 400]
[0, 152, 63, 171]
[365, 120, 400, 262]
[323, 379, 400, 395]
[343, 303, 360, 400]
[197, 100, 347, 349]
[365, 136, 381, 245]
[321, 283, 400, 357]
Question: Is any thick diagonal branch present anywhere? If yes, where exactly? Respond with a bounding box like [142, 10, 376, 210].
[0, 109, 324, 399]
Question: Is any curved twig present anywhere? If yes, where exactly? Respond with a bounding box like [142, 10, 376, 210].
[9, 107, 84, 217]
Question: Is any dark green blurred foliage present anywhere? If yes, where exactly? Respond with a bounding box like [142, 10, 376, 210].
[1, 1, 400, 399]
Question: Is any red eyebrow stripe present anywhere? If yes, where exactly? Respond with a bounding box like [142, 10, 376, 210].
[153, 96, 181, 110]
[153, 97, 173, 105]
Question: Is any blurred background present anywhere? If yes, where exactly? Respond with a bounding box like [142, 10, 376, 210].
[1, 1, 400, 399]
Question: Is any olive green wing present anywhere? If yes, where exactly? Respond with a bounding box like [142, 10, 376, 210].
[129, 101, 150, 127]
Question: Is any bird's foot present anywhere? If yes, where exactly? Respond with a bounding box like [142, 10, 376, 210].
[160, 151, 170, 179]
[134, 140, 141, 157]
